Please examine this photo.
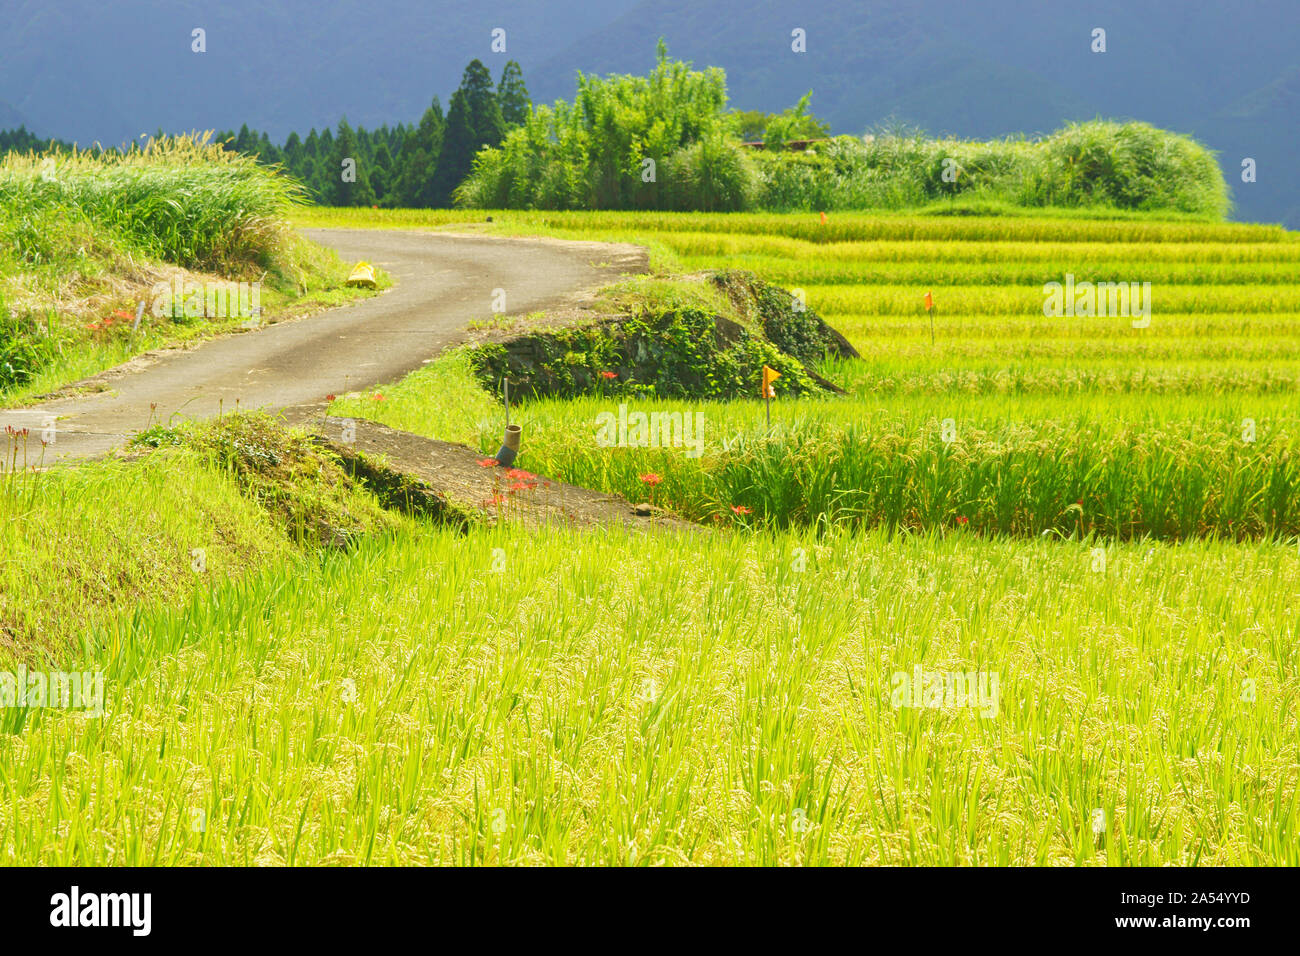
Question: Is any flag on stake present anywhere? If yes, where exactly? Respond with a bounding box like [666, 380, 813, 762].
[819, 211, 827, 225]
[762, 365, 781, 398]
[762, 365, 781, 426]
[923, 290, 933, 311]
[924, 290, 935, 344]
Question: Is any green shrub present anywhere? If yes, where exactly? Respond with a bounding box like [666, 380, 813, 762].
[752, 121, 1228, 218]
[456, 43, 748, 211]
[663, 135, 757, 212]
[1038, 121, 1229, 216]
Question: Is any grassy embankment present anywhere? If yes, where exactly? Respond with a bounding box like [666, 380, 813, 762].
[0, 135, 385, 405]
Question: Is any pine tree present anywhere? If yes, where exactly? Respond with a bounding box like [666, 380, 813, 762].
[284, 131, 303, 167]
[371, 140, 395, 204]
[463, 59, 505, 149]
[497, 60, 531, 128]
[430, 61, 505, 206]
[257, 130, 281, 166]
[428, 89, 475, 207]
[395, 97, 444, 208]
[331, 119, 375, 206]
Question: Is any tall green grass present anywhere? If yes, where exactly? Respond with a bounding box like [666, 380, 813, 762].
[0, 134, 304, 273]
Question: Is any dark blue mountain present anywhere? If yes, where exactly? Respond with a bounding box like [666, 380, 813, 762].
[3, 0, 1296, 223]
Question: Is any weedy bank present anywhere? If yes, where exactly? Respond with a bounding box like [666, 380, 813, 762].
[0, 135, 383, 403]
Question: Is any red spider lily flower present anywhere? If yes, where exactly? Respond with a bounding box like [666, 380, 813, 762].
[505, 467, 534, 480]
[325, 394, 336, 402]
[373, 392, 384, 401]
[956, 516, 969, 526]
[85, 321, 101, 331]
[731, 505, 753, 515]
[112, 309, 134, 321]
[639, 473, 663, 486]
[477, 458, 499, 467]
[600, 371, 618, 380]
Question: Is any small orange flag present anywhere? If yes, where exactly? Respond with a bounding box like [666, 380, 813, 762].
[819, 211, 827, 225]
[923, 290, 934, 311]
[762, 365, 781, 398]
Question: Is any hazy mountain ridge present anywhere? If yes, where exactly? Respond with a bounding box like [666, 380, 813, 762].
[529, 0, 1300, 223]
[2, 0, 1296, 223]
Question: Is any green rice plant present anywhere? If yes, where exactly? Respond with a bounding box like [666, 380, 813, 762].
[831, 359, 1300, 395]
[1, 515, 1295, 865]
[659, 237, 1300, 264]
[803, 283, 1300, 316]
[674, 253, 1300, 287]
[294, 207, 1294, 243]
[835, 335, 1300, 362]
[329, 347, 1300, 539]
[825, 312, 1300, 343]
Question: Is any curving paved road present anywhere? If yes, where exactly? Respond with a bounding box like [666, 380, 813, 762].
[0, 229, 646, 464]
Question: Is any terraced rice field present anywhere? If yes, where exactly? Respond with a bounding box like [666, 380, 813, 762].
[3, 209, 1295, 866]
[319, 210, 1300, 540]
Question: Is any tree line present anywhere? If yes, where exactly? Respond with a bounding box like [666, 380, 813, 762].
[215, 58, 529, 207]
[3, 44, 1223, 216]
[0, 58, 531, 209]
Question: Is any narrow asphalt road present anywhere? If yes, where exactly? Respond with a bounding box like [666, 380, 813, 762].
[0, 229, 645, 463]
